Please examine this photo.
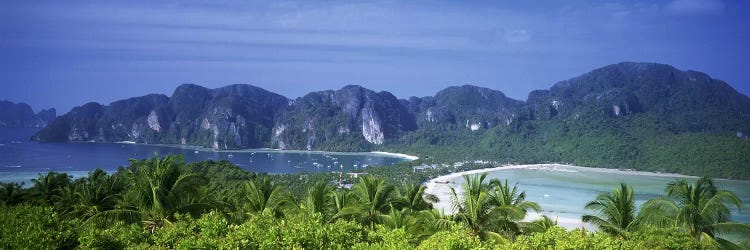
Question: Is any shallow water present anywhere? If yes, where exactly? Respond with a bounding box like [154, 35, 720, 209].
[427, 165, 750, 228]
[0, 128, 408, 184]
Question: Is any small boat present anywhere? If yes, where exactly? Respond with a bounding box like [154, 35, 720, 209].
[194, 150, 199, 154]
[227, 154, 234, 158]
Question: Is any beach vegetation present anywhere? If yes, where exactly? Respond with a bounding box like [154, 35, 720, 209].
[0, 155, 743, 249]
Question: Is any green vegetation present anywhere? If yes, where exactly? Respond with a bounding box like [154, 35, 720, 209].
[581, 183, 639, 236]
[1, 154, 747, 249]
[449, 173, 545, 240]
[382, 113, 750, 180]
[640, 177, 750, 248]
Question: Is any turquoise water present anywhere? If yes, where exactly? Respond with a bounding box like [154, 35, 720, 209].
[0, 128, 409, 185]
[428, 166, 750, 227]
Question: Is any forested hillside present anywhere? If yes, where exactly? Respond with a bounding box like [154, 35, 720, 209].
[31, 62, 750, 179]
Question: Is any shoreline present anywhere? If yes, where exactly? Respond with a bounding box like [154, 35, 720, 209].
[108, 141, 420, 161]
[424, 164, 694, 186]
[423, 163, 699, 230]
[370, 151, 419, 161]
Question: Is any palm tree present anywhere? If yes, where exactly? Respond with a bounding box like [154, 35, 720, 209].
[90, 154, 212, 231]
[302, 181, 334, 219]
[336, 176, 395, 229]
[488, 179, 541, 234]
[64, 169, 125, 220]
[642, 177, 750, 247]
[238, 176, 293, 218]
[451, 173, 542, 239]
[522, 215, 558, 234]
[450, 173, 500, 239]
[382, 204, 415, 231]
[582, 183, 638, 236]
[411, 209, 455, 241]
[30, 171, 70, 205]
[393, 183, 438, 212]
[0, 182, 24, 205]
[331, 188, 356, 219]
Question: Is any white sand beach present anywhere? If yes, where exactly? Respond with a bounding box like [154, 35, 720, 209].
[370, 151, 419, 160]
[109, 141, 421, 161]
[423, 164, 696, 230]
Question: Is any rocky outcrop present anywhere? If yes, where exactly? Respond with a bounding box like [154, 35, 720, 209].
[0, 101, 56, 128]
[524, 62, 750, 133]
[36, 108, 57, 126]
[272, 85, 416, 150]
[31, 62, 750, 151]
[33, 84, 288, 149]
[404, 85, 523, 131]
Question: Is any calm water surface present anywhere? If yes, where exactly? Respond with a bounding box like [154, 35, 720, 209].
[0, 128, 408, 184]
[429, 166, 750, 226]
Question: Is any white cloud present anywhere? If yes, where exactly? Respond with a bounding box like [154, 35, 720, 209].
[665, 0, 725, 15]
[504, 29, 532, 43]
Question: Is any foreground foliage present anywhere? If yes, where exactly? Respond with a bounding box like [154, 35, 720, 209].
[0, 154, 746, 249]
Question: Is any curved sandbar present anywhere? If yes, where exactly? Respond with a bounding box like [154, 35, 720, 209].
[423, 164, 705, 230]
[370, 151, 419, 161]
[116, 141, 420, 161]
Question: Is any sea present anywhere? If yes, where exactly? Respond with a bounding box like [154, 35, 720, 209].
[0, 128, 409, 185]
[426, 165, 750, 228]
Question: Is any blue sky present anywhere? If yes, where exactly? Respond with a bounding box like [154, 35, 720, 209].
[1, 0, 749, 113]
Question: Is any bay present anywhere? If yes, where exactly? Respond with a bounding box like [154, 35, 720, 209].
[426, 165, 750, 228]
[0, 128, 409, 184]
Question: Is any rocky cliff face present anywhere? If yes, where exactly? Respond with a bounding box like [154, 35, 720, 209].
[0, 101, 56, 128]
[33, 84, 288, 149]
[272, 85, 416, 150]
[36, 108, 57, 126]
[524, 62, 750, 133]
[31, 62, 750, 151]
[405, 85, 523, 131]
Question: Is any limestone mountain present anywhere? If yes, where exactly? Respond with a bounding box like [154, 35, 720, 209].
[272, 85, 417, 150]
[32, 62, 750, 149]
[0, 100, 56, 128]
[524, 62, 750, 133]
[405, 85, 524, 131]
[29, 62, 750, 178]
[33, 84, 288, 149]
